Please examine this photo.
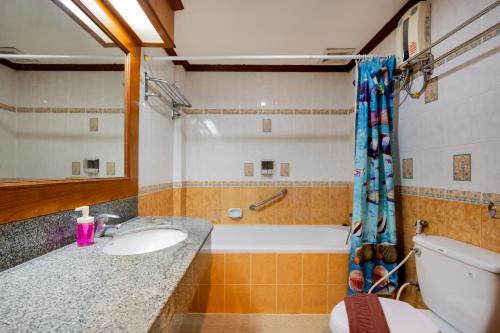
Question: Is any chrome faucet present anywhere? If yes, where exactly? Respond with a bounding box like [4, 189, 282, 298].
[415, 219, 428, 235]
[95, 214, 121, 237]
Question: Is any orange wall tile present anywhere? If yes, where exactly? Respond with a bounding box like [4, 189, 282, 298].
[225, 254, 251, 284]
[140, 184, 352, 225]
[192, 252, 349, 314]
[302, 285, 328, 314]
[225, 285, 251, 313]
[138, 189, 173, 216]
[183, 186, 351, 225]
[276, 285, 302, 313]
[250, 285, 277, 313]
[251, 254, 277, 284]
[199, 285, 225, 313]
[303, 254, 328, 284]
[277, 254, 302, 284]
[396, 194, 499, 308]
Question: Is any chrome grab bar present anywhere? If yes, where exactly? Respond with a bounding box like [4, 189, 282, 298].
[249, 188, 288, 211]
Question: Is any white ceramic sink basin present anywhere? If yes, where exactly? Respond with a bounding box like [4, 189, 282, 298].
[103, 227, 187, 255]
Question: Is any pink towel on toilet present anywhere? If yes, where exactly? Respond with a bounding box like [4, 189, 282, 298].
[344, 294, 390, 333]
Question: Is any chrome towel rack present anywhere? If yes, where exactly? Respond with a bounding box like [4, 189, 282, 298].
[249, 188, 288, 211]
[144, 72, 192, 119]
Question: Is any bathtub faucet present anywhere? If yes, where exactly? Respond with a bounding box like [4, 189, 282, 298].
[415, 219, 428, 235]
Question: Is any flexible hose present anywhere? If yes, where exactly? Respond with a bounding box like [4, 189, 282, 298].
[368, 249, 415, 294]
[396, 282, 412, 300]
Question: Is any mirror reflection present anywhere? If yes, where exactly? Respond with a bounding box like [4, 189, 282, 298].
[0, 0, 125, 181]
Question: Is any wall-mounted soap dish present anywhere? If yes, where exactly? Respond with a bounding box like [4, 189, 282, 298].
[228, 208, 243, 219]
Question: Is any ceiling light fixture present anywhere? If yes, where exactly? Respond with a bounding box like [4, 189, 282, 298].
[56, 0, 113, 44]
[107, 0, 163, 44]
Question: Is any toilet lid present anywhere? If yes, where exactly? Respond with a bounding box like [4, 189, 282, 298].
[330, 298, 441, 333]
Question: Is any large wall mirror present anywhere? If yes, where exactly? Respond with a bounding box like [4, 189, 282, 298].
[0, 0, 126, 181]
[0, 0, 140, 224]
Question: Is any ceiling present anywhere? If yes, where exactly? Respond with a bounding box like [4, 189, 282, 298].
[0, 0, 123, 64]
[174, 0, 407, 65]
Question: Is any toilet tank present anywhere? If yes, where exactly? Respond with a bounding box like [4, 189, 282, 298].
[413, 235, 500, 333]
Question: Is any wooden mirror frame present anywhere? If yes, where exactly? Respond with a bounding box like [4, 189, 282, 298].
[0, 0, 141, 224]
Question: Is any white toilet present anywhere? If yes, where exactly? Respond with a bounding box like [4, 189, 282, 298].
[330, 235, 500, 333]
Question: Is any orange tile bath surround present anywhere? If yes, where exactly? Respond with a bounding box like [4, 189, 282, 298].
[139, 182, 353, 225]
[139, 182, 500, 313]
[188, 253, 349, 314]
[139, 183, 352, 314]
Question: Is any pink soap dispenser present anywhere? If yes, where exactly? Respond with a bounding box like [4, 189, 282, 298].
[75, 206, 95, 247]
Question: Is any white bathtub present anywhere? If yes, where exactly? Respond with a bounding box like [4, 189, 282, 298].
[201, 225, 350, 253]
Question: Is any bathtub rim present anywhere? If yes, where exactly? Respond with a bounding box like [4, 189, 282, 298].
[201, 224, 351, 254]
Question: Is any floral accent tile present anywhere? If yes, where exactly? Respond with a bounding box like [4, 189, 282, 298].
[402, 158, 413, 179]
[71, 162, 81, 176]
[106, 162, 115, 176]
[89, 118, 98, 132]
[262, 119, 272, 132]
[453, 154, 471, 181]
[244, 163, 254, 177]
[425, 77, 438, 104]
[280, 163, 290, 177]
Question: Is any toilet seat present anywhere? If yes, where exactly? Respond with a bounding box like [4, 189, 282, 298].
[330, 298, 441, 333]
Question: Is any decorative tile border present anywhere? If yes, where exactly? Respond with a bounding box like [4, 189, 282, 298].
[396, 185, 497, 204]
[139, 180, 353, 195]
[0, 102, 123, 114]
[0, 102, 16, 112]
[183, 108, 355, 115]
[140, 181, 499, 205]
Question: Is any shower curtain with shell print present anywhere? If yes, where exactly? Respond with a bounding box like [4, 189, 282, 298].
[348, 56, 398, 295]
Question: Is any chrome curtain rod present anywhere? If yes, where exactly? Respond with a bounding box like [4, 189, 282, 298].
[144, 54, 387, 61]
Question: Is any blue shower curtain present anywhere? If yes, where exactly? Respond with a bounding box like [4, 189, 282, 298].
[348, 56, 398, 295]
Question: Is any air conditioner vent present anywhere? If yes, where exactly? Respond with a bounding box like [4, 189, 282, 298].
[321, 48, 356, 65]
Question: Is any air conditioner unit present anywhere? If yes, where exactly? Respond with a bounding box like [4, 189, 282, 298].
[395, 1, 431, 64]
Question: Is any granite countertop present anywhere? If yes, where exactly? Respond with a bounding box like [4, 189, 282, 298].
[0, 216, 213, 333]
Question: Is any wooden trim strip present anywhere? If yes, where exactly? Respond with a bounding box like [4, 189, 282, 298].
[50, 0, 116, 48]
[99, 0, 143, 46]
[167, 0, 184, 11]
[138, 0, 176, 48]
[344, 0, 421, 71]
[0, 59, 124, 71]
[164, 48, 190, 68]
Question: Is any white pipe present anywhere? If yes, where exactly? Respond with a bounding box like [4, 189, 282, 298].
[396, 282, 412, 300]
[144, 54, 387, 62]
[0, 54, 124, 61]
[368, 249, 415, 294]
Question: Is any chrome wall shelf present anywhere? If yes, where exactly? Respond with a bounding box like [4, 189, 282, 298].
[144, 72, 192, 119]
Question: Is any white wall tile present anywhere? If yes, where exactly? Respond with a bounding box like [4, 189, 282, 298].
[379, 0, 500, 193]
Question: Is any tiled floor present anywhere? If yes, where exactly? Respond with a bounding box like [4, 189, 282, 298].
[179, 313, 330, 333]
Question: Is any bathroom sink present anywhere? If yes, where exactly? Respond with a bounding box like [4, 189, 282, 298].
[103, 227, 187, 255]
